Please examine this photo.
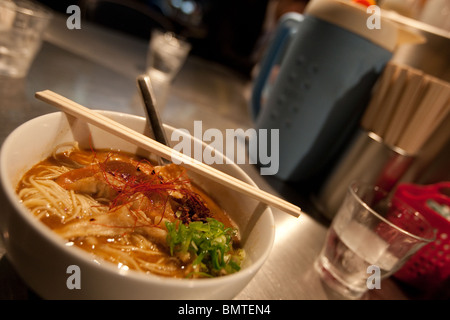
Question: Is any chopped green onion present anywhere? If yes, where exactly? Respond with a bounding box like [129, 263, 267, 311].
[165, 218, 244, 277]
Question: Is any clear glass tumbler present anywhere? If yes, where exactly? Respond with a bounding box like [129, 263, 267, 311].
[0, 0, 52, 78]
[145, 29, 191, 111]
[315, 181, 436, 299]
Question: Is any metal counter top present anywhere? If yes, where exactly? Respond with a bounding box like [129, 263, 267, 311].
[0, 14, 410, 300]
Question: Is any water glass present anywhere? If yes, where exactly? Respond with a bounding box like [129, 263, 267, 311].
[0, 0, 52, 78]
[145, 29, 191, 111]
[315, 181, 436, 299]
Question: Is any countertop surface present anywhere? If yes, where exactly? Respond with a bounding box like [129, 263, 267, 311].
[0, 14, 413, 300]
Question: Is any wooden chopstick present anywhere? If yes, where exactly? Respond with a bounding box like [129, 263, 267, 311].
[383, 68, 426, 147]
[361, 62, 397, 132]
[361, 62, 450, 156]
[35, 90, 302, 218]
[371, 66, 408, 137]
[396, 77, 450, 155]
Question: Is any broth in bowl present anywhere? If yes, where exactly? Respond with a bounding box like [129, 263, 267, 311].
[16, 142, 244, 279]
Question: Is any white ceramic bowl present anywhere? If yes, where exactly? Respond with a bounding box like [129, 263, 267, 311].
[0, 111, 275, 299]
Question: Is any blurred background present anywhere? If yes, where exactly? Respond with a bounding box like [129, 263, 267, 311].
[33, 0, 449, 191]
[34, 0, 450, 78]
[37, 0, 262, 77]
[35, 0, 313, 77]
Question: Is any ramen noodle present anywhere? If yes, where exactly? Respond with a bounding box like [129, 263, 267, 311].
[16, 142, 244, 278]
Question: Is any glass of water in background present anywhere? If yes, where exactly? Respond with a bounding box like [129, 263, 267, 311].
[145, 29, 191, 111]
[0, 0, 52, 78]
[315, 181, 436, 299]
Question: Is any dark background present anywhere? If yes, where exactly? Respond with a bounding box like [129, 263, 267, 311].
[36, 0, 272, 76]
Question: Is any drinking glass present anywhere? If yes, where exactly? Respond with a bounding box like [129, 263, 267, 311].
[0, 0, 52, 78]
[145, 29, 191, 111]
[315, 181, 436, 299]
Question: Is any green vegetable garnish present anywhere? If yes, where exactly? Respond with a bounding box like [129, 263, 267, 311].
[165, 218, 244, 278]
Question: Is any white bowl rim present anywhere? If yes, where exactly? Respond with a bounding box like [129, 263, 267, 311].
[0, 110, 275, 290]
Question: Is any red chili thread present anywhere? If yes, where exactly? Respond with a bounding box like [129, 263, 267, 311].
[90, 155, 201, 229]
[63, 148, 210, 231]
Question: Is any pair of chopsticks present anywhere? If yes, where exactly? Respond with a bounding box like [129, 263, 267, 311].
[361, 62, 450, 155]
[35, 90, 301, 218]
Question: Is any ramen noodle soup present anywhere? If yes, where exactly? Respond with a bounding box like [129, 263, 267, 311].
[16, 142, 244, 278]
